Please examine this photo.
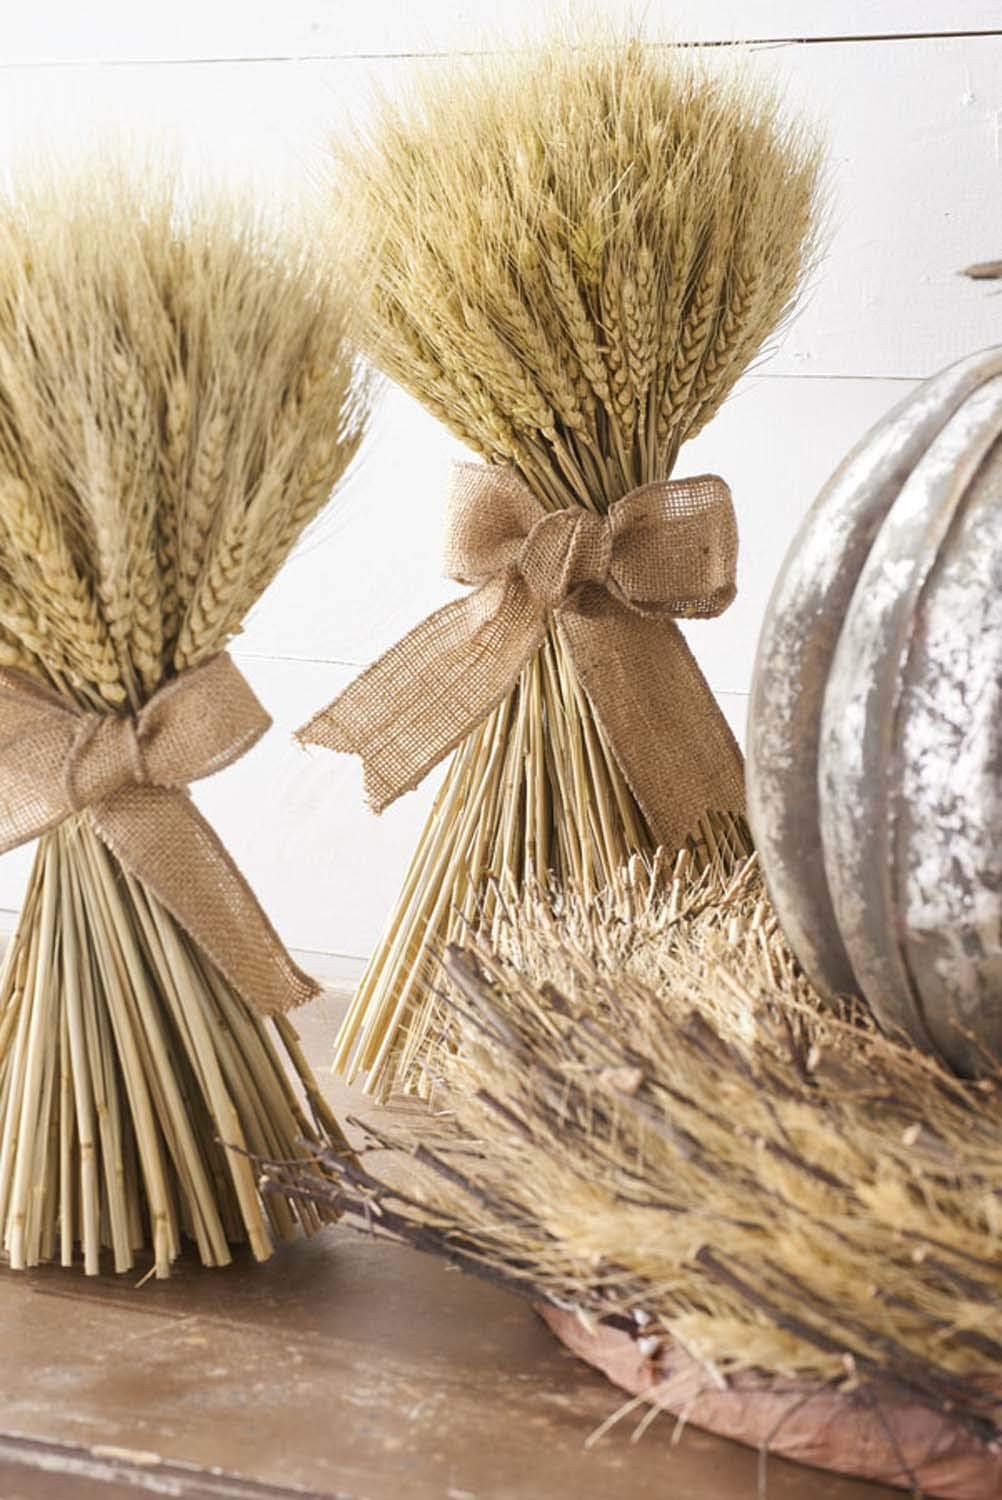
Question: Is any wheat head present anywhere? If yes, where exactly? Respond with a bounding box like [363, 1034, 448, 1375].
[0, 164, 371, 710]
[330, 34, 824, 511]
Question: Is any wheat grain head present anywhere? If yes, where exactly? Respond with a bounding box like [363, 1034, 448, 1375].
[329, 33, 824, 511]
[0, 162, 371, 707]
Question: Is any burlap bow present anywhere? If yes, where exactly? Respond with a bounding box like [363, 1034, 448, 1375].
[0, 652, 318, 1013]
[299, 463, 745, 849]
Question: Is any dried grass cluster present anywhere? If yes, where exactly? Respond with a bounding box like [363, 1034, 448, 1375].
[0, 167, 367, 1276]
[326, 35, 824, 1093]
[272, 851, 1002, 1460]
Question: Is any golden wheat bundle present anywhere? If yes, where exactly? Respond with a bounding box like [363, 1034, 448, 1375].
[0, 165, 368, 1277]
[270, 856, 1002, 1496]
[301, 36, 823, 1096]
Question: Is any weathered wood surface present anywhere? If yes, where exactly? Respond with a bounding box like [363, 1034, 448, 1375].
[0, 998, 899, 1500]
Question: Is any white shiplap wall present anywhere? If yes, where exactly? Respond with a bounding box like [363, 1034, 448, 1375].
[0, 3, 1000, 980]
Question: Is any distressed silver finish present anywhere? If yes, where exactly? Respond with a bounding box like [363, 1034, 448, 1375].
[896, 438, 1002, 1072]
[750, 343, 1002, 1068]
[747, 347, 1002, 1006]
[820, 378, 1002, 1066]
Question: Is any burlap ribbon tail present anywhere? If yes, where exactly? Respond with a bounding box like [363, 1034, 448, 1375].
[299, 463, 746, 850]
[0, 652, 317, 1014]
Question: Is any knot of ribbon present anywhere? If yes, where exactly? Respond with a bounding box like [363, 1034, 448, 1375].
[65, 715, 151, 810]
[516, 508, 613, 608]
[0, 652, 317, 1014]
[299, 462, 745, 850]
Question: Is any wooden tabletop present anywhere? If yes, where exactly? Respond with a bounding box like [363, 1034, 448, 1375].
[0, 996, 897, 1500]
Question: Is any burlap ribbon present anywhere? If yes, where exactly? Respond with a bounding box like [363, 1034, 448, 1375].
[0, 652, 318, 1013]
[299, 463, 746, 849]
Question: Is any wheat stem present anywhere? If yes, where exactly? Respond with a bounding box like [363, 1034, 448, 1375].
[0, 168, 368, 1273]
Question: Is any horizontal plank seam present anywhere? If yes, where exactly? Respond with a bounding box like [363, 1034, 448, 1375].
[0, 1429, 352, 1500]
[230, 646, 756, 691]
[0, 907, 368, 967]
[0, 30, 999, 69]
[752, 374, 919, 384]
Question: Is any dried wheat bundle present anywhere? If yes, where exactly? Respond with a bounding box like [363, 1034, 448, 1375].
[268, 853, 1002, 1484]
[304, 35, 823, 1095]
[0, 165, 368, 1277]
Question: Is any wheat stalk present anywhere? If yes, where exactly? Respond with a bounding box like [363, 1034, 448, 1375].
[319, 34, 823, 1098]
[323, 34, 823, 1097]
[0, 163, 369, 1276]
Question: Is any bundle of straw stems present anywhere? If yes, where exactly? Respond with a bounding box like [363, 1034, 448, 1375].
[0, 168, 368, 1277]
[327, 35, 823, 1095]
[269, 852, 1002, 1465]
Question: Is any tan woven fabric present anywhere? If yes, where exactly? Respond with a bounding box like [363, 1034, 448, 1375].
[299, 462, 745, 848]
[0, 652, 318, 1013]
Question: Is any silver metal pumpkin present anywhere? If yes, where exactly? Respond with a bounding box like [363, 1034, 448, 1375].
[747, 347, 1002, 1075]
